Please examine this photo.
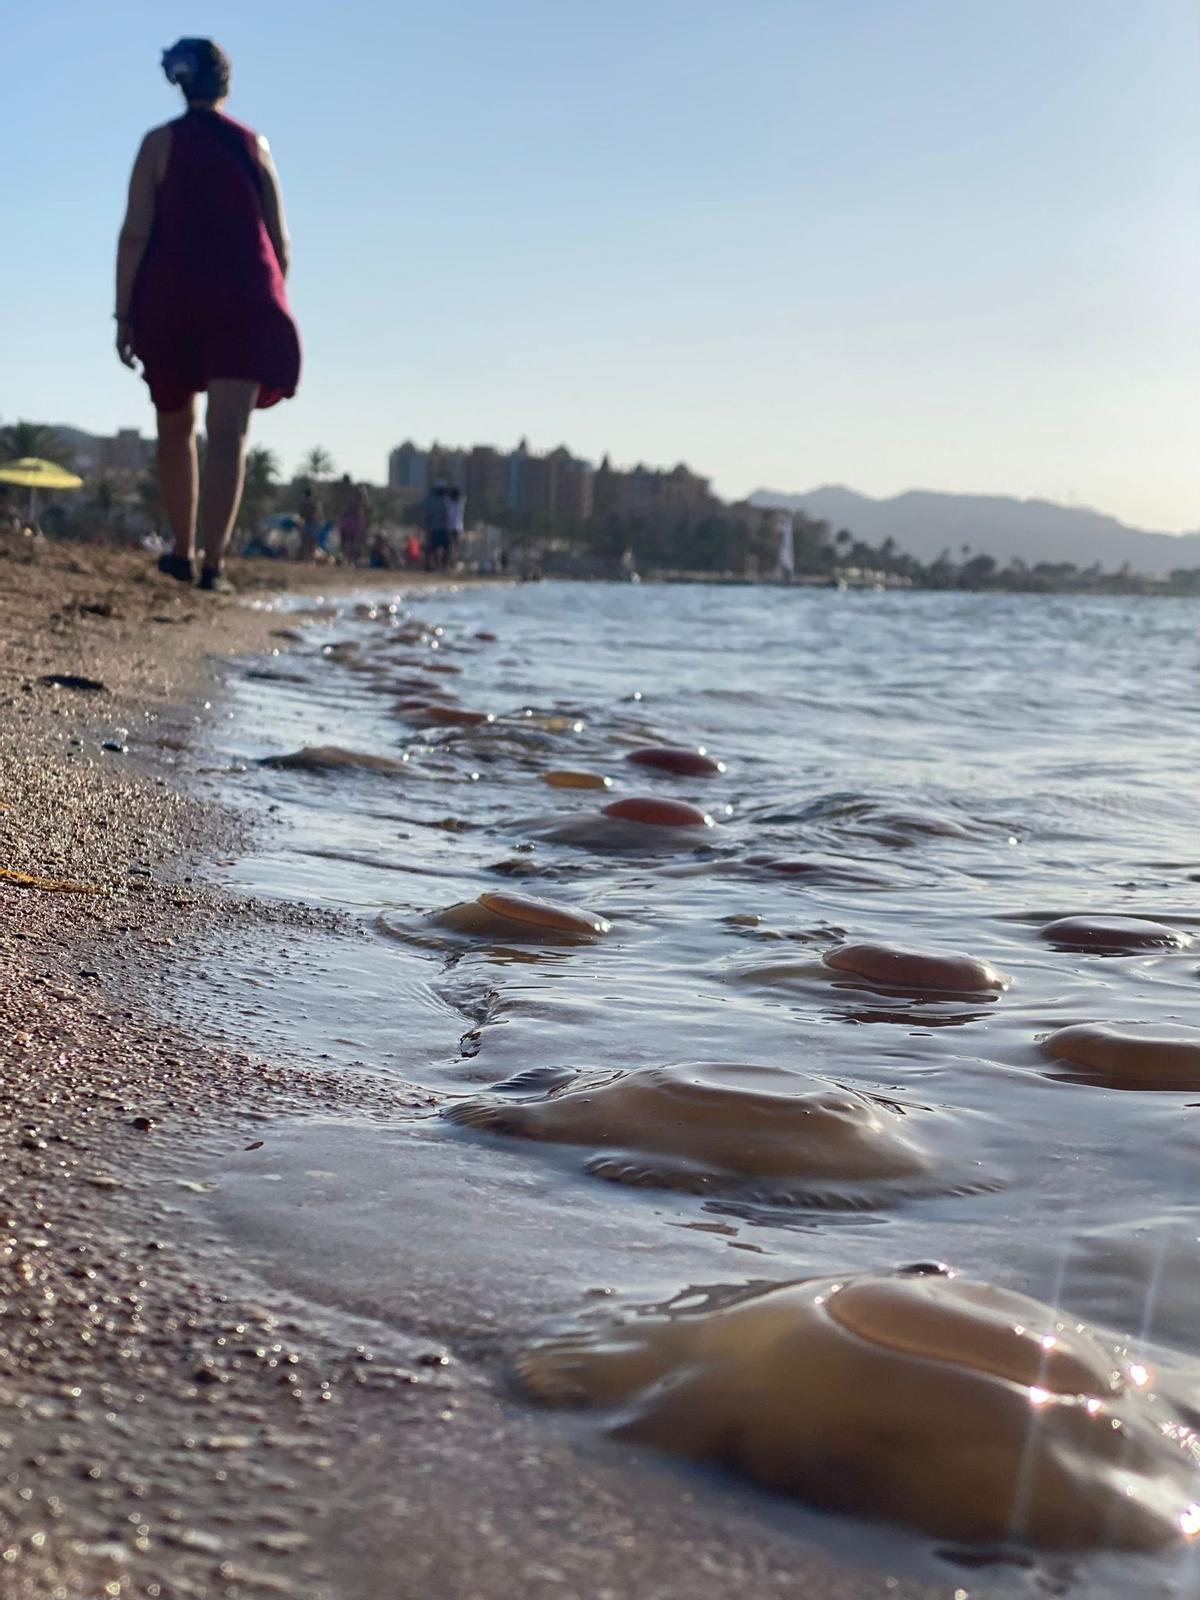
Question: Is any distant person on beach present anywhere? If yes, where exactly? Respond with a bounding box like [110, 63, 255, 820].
[422, 480, 452, 570]
[299, 483, 323, 560]
[337, 475, 368, 565]
[446, 487, 466, 566]
[115, 38, 301, 593]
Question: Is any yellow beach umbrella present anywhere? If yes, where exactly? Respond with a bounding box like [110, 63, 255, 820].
[0, 457, 83, 489]
[0, 457, 84, 525]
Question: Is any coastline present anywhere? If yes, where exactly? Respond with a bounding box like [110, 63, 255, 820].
[0, 542, 465, 1598]
[0, 547, 1028, 1600]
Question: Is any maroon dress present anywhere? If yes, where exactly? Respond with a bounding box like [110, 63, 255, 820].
[130, 108, 301, 414]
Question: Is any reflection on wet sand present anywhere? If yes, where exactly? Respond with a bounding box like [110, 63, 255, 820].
[518, 1267, 1200, 1550]
[448, 1061, 963, 1205]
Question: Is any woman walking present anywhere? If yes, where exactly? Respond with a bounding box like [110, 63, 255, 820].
[115, 39, 301, 591]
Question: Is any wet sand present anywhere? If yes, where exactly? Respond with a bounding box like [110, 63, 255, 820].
[1, 549, 1181, 1600]
[0, 542, 465, 1598]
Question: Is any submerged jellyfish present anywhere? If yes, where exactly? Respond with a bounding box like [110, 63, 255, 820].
[625, 746, 725, 777]
[448, 1061, 963, 1205]
[517, 1268, 1200, 1550]
[431, 889, 611, 943]
[602, 797, 713, 829]
[541, 770, 613, 791]
[259, 745, 408, 774]
[824, 941, 1011, 997]
[1040, 1024, 1200, 1089]
[1038, 916, 1192, 954]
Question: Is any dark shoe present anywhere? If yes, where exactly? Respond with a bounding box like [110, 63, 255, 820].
[198, 567, 234, 594]
[157, 552, 196, 583]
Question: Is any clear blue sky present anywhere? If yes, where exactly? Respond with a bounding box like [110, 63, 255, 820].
[4, 0, 1199, 528]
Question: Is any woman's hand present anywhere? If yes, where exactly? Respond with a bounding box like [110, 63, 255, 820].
[116, 319, 137, 369]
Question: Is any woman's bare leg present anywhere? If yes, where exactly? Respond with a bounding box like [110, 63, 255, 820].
[200, 380, 259, 570]
[156, 400, 198, 560]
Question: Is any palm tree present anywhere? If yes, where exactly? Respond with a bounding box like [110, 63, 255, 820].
[0, 420, 67, 464]
[300, 446, 334, 481]
[246, 446, 280, 491]
[238, 447, 281, 536]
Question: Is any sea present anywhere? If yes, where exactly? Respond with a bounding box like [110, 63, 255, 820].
[173, 580, 1200, 1595]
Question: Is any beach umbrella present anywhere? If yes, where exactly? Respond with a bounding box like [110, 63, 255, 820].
[0, 457, 84, 526]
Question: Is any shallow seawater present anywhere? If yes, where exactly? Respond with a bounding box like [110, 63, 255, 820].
[190, 582, 1200, 1590]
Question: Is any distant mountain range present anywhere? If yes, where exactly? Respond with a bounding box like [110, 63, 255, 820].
[750, 486, 1200, 578]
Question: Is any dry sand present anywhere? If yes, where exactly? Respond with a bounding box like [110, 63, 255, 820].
[0, 535, 994, 1600]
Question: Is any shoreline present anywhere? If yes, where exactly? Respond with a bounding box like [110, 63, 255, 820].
[0, 542, 475, 1597]
[0, 543, 1033, 1599]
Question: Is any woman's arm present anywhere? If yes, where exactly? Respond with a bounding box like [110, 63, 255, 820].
[114, 127, 169, 365]
[256, 135, 292, 279]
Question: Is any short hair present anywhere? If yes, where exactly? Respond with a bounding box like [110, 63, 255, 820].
[161, 38, 232, 102]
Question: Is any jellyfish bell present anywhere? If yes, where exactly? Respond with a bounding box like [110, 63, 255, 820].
[516, 1268, 1200, 1550]
[824, 941, 1011, 997]
[603, 797, 713, 829]
[431, 889, 610, 943]
[626, 747, 725, 777]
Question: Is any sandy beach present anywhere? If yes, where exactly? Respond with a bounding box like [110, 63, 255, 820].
[0, 541, 997, 1600]
[0, 539, 435, 1597]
